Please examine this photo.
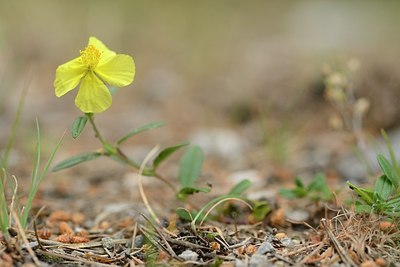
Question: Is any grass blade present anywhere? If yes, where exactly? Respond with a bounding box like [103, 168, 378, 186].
[21, 126, 64, 228]
[0, 169, 9, 234]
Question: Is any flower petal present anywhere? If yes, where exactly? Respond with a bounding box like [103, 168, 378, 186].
[88, 36, 116, 63]
[75, 71, 112, 113]
[95, 54, 135, 87]
[54, 57, 87, 97]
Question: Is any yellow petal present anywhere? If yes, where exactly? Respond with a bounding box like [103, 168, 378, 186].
[95, 54, 135, 87]
[75, 71, 112, 113]
[54, 57, 87, 97]
[88, 36, 116, 63]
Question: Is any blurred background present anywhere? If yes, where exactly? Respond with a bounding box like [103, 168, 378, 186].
[1, 1, 400, 188]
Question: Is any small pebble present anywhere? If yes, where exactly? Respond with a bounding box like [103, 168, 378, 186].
[281, 237, 294, 248]
[256, 241, 274, 254]
[249, 254, 270, 267]
[235, 259, 246, 267]
[285, 209, 309, 222]
[178, 250, 199, 261]
[101, 237, 114, 249]
[134, 235, 144, 248]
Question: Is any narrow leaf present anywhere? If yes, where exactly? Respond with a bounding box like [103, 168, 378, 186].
[116, 121, 166, 145]
[252, 201, 271, 221]
[52, 152, 102, 172]
[377, 154, 398, 187]
[71, 116, 88, 139]
[21, 130, 65, 228]
[387, 195, 400, 207]
[355, 202, 372, 213]
[176, 208, 194, 221]
[381, 129, 399, 180]
[229, 179, 252, 195]
[279, 189, 299, 199]
[374, 175, 393, 201]
[179, 146, 204, 188]
[347, 181, 374, 205]
[294, 177, 305, 188]
[153, 142, 189, 170]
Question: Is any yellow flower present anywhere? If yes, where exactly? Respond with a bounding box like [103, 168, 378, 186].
[54, 36, 135, 113]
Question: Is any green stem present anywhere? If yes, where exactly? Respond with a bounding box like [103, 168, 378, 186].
[86, 113, 177, 193]
[116, 148, 177, 193]
[86, 113, 107, 146]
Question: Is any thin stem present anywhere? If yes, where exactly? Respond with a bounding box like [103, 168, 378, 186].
[117, 148, 177, 193]
[87, 113, 107, 146]
[87, 113, 177, 193]
[116, 148, 140, 169]
[153, 173, 177, 193]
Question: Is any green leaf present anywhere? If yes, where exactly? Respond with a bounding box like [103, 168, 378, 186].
[252, 201, 271, 221]
[279, 189, 298, 199]
[294, 177, 305, 188]
[52, 152, 102, 172]
[229, 179, 252, 195]
[116, 121, 166, 145]
[279, 187, 307, 199]
[354, 202, 372, 213]
[22, 121, 64, 228]
[347, 181, 374, 205]
[308, 174, 326, 191]
[71, 116, 88, 139]
[307, 174, 333, 201]
[176, 208, 193, 221]
[381, 129, 400, 182]
[176, 208, 206, 222]
[179, 145, 204, 188]
[387, 195, 400, 205]
[374, 175, 393, 201]
[152, 142, 189, 170]
[377, 154, 398, 187]
[176, 186, 211, 201]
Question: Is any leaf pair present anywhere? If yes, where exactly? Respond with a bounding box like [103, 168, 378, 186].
[280, 174, 332, 201]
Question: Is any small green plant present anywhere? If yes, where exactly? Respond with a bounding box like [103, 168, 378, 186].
[176, 147, 270, 224]
[280, 174, 333, 202]
[348, 154, 400, 216]
[348, 129, 400, 217]
[0, 121, 62, 235]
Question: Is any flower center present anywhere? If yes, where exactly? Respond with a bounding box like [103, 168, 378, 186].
[80, 45, 101, 69]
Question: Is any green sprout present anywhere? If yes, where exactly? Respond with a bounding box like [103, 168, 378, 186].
[280, 174, 333, 202]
